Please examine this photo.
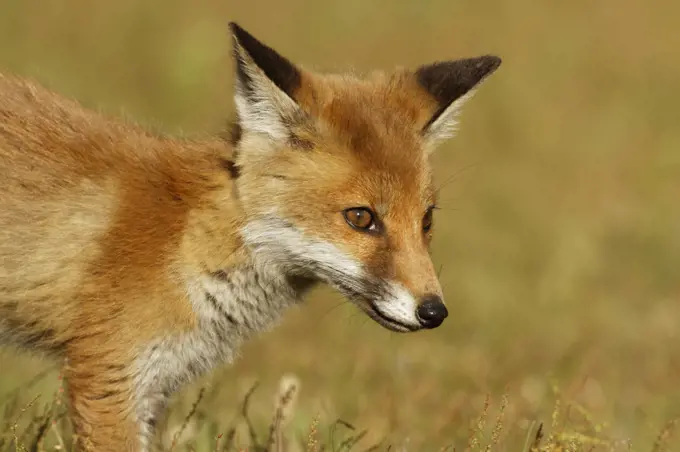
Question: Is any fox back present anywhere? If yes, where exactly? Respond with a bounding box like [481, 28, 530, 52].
[0, 23, 500, 452]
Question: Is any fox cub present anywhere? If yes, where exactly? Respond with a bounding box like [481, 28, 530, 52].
[0, 22, 500, 451]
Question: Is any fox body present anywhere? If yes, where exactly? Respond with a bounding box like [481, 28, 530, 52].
[0, 23, 500, 451]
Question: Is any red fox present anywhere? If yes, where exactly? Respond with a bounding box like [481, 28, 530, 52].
[0, 22, 500, 451]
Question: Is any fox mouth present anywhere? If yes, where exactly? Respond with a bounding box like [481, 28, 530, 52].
[364, 302, 420, 333]
[331, 280, 420, 333]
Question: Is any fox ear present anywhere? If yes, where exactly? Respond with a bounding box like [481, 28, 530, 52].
[415, 56, 501, 148]
[229, 22, 303, 142]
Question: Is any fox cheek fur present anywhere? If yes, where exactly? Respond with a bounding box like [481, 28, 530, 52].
[0, 22, 500, 452]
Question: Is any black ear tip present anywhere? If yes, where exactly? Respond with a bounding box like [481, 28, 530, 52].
[228, 22, 251, 44]
[482, 55, 502, 71]
[227, 21, 301, 98]
[473, 55, 502, 77]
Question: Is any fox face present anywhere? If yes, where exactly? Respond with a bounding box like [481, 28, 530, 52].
[229, 24, 500, 332]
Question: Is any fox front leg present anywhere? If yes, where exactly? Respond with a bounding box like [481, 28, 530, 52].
[65, 351, 143, 451]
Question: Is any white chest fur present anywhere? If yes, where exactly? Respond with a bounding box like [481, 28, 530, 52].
[132, 262, 302, 445]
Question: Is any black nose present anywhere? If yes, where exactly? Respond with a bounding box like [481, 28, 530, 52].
[416, 295, 448, 329]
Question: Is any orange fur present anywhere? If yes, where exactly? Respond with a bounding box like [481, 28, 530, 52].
[0, 72, 238, 450]
[0, 23, 500, 451]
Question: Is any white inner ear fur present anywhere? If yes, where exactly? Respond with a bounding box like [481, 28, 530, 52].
[233, 46, 301, 142]
[422, 88, 477, 154]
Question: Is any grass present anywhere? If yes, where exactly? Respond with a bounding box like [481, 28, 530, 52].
[3, 371, 665, 451]
[1, 0, 680, 450]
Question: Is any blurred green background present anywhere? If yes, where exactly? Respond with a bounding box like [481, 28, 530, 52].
[1, 0, 679, 450]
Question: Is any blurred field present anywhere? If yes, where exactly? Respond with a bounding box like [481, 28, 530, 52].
[1, 0, 680, 450]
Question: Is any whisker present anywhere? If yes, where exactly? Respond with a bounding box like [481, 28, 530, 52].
[433, 206, 463, 213]
[319, 299, 351, 322]
[434, 161, 481, 195]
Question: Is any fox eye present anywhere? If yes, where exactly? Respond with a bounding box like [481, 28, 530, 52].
[423, 207, 434, 233]
[343, 207, 376, 232]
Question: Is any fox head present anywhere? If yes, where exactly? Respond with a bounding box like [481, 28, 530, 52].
[228, 23, 500, 332]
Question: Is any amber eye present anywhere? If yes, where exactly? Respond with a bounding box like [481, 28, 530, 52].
[343, 207, 376, 232]
[423, 207, 434, 233]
